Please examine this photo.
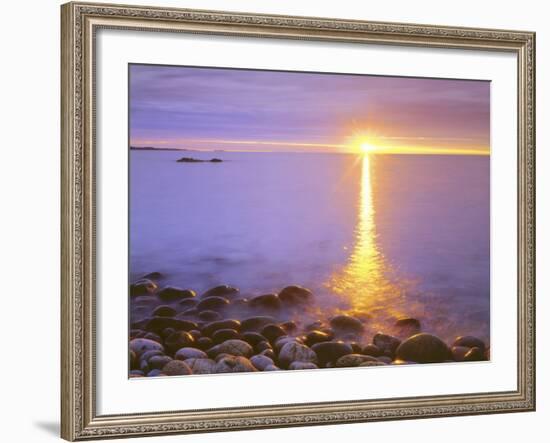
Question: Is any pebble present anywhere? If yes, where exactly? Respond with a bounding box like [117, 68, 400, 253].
[261, 324, 287, 343]
[330, 315, 365, 334]
[250, 354, 275, 371]
[452, 336, 486, 351]
[158, 287, 196, 302]
[202, 285, 240, 299]
[463, 347, 485, 362]
[196, 337, 213, 350]
[263, 364, 281, 371]
[451, 346, 470, 362]
[212, 328, 241, 344]
[335, 354, 379, 367]
[208, 339, 253, 358]
[241, 332, 267, 346]
[288, 361, 318, 370]
[249, 293, 281, 310]
[214, 356, 257, 373]
[396, 333, 451, 363]
[164, 331, 195, 353]
[240, 316, 276, 332]
[373, 333, 402, 356]
[144, 317, 198, 333]
[161, 360, 192, 375]
[175, 347, 208, 360]
[130, 279, 157, 297]
[196, 296, 230, 312]
[311, 342, 353, 366]
[362, 344, 381, 357]
[198, 310, 222, 322]
[358, 361, 387, 367]
[304, 330, 331, 347]
[184, 358, 216, 374]
[278, 285, 313, 305]
[153, 305, 176, 317]
[278, 341, 318, 368]
[148, 355, 172, 370]
[129, 338, 164, 357]
[146, 369, 162, 377]
[394, 317, 421, 336]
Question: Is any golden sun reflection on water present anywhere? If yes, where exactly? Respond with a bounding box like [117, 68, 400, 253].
[325, 155, 410, 325]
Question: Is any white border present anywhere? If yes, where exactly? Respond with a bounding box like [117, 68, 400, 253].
[96, 29, 517, 415]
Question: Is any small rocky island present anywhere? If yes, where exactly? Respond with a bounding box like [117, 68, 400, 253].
[176, 157, 223, 163]
[129, 275, 489, 377]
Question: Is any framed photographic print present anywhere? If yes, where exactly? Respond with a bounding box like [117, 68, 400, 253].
[61, 1, 536, 440]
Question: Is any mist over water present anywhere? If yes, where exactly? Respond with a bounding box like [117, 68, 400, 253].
[130, 150, 490, 343]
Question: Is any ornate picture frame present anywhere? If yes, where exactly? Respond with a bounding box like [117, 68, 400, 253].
[61, 1, 535, 440]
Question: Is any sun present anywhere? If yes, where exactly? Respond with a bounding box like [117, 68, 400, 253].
[360, 142, 377, 154]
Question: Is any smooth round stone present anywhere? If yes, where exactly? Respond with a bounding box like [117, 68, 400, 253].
[463, 347, 485, 362]
[288, 361, 318, 370]
[130, 279, 157, 297]
[198, 310, 222, 322]
[250, 354, 274, 371]
[196, 296, 230, 312]
[311, 342, 353, 366]
[452, 336, 486, 351]
[178, 299, 198, 309]
[261, 324, 287, 343]
[263, 364, 280, 371]
[280, 321, 297, 334]
[259, 348, 276, 360]
[161, 328, 176, 339]
[373, 333, 402, 355]
[396, 333, 451, 363]
[153, 305, 177, 317]
[212, 328, 241, 344]
[377, 356, 393, 364]
[391, 359, 415, 365]
[240, 316, 276, 332]
[164, 331, 195, 353]
[144, 317, 198, 333]
[278, 342, 317, 368]
[146, 369, 162, 377]
[175, 347, 208, 360]
[249, 293, 281, 311]
[255, 341, 273, 354]
[148, 355, 172, 370]
[349, 342, 363, 353]
[141, 332, 162, 344]
[242, 332, 267, 346]
[139, 349, 164, 363]
[142, 271, 163, 280]
[196, 337, 213, 350]
[189, 329, 202, 340]
[274, 336, 300, 352]
[158, 286, 196, 302]
[305, 321, 324, 332]
[180, 308, 199, 317]
[129, 370, 144, 376]
[202, 319, 242, 337]
[208, 339, 253, 358]
[362, 344, 382, 357]
[335, 354, 379, 367]
[304, 330, 331, 347]
[129, 338, 164, 357]
[452, 346, 470, 362]
[184, 358, 216, 374]
[358, 361, 387, 367]
[395, 317, 421, 335]
[202, 285, 240, 299]
[161, 360, 192, 375]
[329, 315, 365, 334]
[214, 356, 257, 373]
[278, 285, 313, 305]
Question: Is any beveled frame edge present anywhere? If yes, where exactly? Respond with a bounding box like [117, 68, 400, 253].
[60, 1, 536, 440]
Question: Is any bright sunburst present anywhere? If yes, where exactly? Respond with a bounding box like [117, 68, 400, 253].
[360, 142, 377, 154]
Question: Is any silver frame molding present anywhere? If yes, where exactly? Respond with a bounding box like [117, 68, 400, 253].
[61, 2, 536, 440]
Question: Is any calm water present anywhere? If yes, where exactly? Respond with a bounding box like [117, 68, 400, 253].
[130, 151, 490, 343]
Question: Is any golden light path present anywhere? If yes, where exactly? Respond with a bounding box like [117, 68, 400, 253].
[325, 154, 413, 329]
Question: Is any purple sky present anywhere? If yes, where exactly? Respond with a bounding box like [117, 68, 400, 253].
[129, 64, 490, 154]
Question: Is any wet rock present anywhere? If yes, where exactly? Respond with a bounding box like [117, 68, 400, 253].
[142, 271, 163, 280]
[175, 347, 208, 360]
[196, 337, 213, 350]
[255, 341, 273, 354]
[273, 336, 299, 352]
[158, 286, 196, 302]
[145, 317, 198, 333]
[212, 328, 241, 344]
[250, 354, 274, 371]
[349, 342, 363, 353]
[263, 364, 280, 371]
[261, 324, 287, 343]
[289, 361, 318, 370]
[305, 320, 324, 332]
[196, 296, 230, 312]
[463, 347, 485, 362]
[280, 321, 297, 335]
[142, 332, 162, 343]
[214, 356, 257, 373]
[130, 279, 157, 297]
[359, 361, 387, 367]
[451, 346, 470, 362]
[148, 355, 172, 370]
[208, 339, 253, 358]
[161, 360, 192, 376]
[202, 319, 241, 337]
[278, 342, 318, 368]
[311, 342, 353, 366]
[130, 370, 144, 377]
[178, 299, 198, 309]
[396, 333, 451, 363]
[278, 285, 313, 305]
[189, 329, 202, 340]
[198, 310, 222, 322]
[373, 333, 402, 355]
[180, 308, 199, 317]
[202, 285, 240, 299]
[330, 315, 365, 334]
[242, 332, 267, 346]
[184, 358, 216, 374]
[241, 316, 276, 332]
[304, 330, 331, 347]
[362, 344, 381, 357]
[452, 336, 486, 351]
[153, 305, 177, 317]
[161, 328, 176, 339]
[391, 359, 415, 365]
[259, 348, 276, 360]
[164, 331, 195, 353]
[147, 369, 162, 377]
[377, 356, 393, 364]
[395, 317, 421, 336]
[129, 338, 164, 357]
[139, 349, 164, 363]
[335, 354, 379, 367]
[249, 293, 281, 311]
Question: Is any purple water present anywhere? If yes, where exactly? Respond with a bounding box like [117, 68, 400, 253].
[130, 151, 490, 343]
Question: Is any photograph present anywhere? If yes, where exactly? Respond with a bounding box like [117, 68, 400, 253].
[128, 64, 491, 377]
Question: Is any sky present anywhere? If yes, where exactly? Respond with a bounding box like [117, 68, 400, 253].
[129, 64, 490, 155]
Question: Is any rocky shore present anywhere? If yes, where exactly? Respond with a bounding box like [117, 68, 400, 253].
[129, 274, 489, 377]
